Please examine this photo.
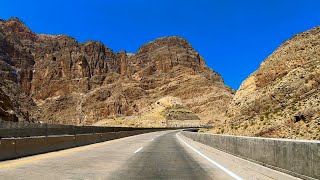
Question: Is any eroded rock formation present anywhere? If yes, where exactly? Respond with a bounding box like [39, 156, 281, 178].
[0, 18, 233, 126]
[94, 96, 201, 128]
[218, 26, 320, 140]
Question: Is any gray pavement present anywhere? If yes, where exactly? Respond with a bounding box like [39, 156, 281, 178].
[0, 130, 299, 180]
[111, 131, 211, 179]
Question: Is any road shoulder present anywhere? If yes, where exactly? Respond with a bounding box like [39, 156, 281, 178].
[177, 132, 300, 180]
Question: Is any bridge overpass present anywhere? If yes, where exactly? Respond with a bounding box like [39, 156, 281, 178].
[1, 129, 317, 179]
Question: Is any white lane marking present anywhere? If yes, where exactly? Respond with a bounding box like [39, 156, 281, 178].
[134, 147, 143, 153]
[151, 139, 154, 141]
[176, 133, 243, 180]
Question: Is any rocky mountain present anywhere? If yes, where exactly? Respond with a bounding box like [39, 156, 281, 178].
[94, 96, 201, 127]
[215, 26, 320, 140]
[0, 18, 233, 126]
[0, 19, 37, 123]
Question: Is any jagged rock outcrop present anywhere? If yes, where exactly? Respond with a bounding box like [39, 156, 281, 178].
[134, 37, 206, 73]
[219, 26, 320, 140]
[0, 18, 233, 126]
[0, 19, 37, 122]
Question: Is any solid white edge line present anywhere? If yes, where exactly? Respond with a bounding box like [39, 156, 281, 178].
[176, 133, 243, 180]
[134, 147, 143, 153]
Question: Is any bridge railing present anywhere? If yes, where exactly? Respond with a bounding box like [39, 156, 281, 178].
[181, 131, 320, 180]
[0, 120, 180, 138]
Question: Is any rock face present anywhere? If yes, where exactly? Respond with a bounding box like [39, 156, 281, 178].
[0, 18, 37, 123]
[0, 18, 233, 126]
[220, 26, 320, 140]
[94, 96, 201, 127]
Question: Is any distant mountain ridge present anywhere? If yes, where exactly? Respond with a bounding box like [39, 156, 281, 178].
[2, 17, 318, 140]
[0, 17, 233, 126]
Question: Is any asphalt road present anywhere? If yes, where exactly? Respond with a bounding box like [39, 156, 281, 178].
[0, 130, 299, 180]
[111, 131, 211, 179]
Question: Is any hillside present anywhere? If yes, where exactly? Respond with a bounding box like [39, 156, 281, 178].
[94, 96, 201, 127]
[0, 18, 233, 126]
[214, 26, 320, 140]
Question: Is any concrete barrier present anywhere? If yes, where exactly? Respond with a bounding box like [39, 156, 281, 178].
[116, 131, 128, 139]
[15, 137, 48, 157]
[75, 134, 102, 146]
[0, 129, 168, 161]
[181, 131, 320, 179]
[46, 136, 76, 151]
[100, 133, 117, 141]
[0, 139, 16, 161]
[0, 124, 182, 138]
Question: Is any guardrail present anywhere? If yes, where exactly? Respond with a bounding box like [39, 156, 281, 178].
[0, 129, 173, 161]
[0, 121, 179, 138]
[0, 121, 203, 161]
[181, 131, 320, 180]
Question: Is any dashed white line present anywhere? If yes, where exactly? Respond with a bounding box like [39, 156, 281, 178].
[134, 147, 143, 153]
[176, 133, 243, 180]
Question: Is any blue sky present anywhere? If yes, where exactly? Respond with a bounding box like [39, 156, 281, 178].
[1, 0, 320, 89]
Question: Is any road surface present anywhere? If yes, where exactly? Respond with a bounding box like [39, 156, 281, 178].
[0, 130, 298, 179]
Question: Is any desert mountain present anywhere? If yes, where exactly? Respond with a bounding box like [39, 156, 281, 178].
[0, 18, 233, 126]
[217, 26, 320, 140]
[94, 96, 201, 127]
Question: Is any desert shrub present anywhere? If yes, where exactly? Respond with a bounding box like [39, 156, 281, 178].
[264, 112, 271, 119]
[220, 128, 225, 133]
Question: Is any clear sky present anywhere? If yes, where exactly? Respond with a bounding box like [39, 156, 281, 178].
[1, 0, 320, 89]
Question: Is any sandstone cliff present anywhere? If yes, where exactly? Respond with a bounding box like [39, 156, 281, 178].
[94, 96, 201, 127]
[217, 26, 320, 140]
[0, 18, 233, 126]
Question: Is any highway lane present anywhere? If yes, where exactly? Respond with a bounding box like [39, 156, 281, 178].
[0, 130, 299, 179]
[111, 131, 211, 179]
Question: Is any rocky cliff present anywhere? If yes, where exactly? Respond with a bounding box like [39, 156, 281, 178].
[0, 19, 37, 123]
[218, 26, 320, 140]
[94, 96, 201, 127]
[0, 18, 233, 126]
